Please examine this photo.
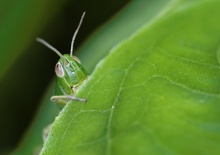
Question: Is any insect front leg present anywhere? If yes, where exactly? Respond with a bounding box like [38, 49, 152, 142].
[51, 95, 87, 106]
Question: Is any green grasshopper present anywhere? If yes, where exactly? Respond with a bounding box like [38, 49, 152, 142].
[37, 12, 89, 106]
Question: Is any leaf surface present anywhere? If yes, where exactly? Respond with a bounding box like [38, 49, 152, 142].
[41, 0, 220, 155]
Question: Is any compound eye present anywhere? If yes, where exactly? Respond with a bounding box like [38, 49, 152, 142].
[55, 62, 65, 78]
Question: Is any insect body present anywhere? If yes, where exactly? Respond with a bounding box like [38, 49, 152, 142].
[37, 12, 88, 106]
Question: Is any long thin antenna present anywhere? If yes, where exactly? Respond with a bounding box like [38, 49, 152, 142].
[70, 12, 86, 57]
[36, 37, 63, 58]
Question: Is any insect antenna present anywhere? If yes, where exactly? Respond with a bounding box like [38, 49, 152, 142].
[36, 37, 64, 58]
[70, 12, 86, 57]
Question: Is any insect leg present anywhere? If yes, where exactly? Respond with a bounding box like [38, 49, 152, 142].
[51, 95, 87, 105]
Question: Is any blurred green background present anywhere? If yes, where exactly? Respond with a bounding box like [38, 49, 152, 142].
[0, 0, 130, 153]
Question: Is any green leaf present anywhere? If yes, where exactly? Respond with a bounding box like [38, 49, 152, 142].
[5, 1, 131, 153]
[41, 0, 220, 154]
